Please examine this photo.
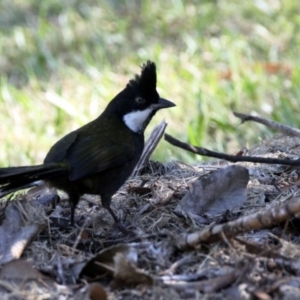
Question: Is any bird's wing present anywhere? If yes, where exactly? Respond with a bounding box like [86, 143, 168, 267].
[66, 134, 137, 181]
[44, 131, 79, 164]
[44, 116, 143, 181]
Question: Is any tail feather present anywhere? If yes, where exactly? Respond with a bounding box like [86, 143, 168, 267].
[0, 182, 38, 198]
[0, 163, 68, 198]
[0, 163, 67, 183]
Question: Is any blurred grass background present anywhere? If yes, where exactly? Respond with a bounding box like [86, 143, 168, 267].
[0, 0, 299, 167]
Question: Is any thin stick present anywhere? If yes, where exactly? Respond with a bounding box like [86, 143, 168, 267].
[233, 111, 300, 137]
[164, 134, 300, 166]
[176, 197, 300, 250]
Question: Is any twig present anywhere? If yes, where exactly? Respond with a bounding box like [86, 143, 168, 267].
[233, 111, 300, 137]
[161, 269, 243, 293]
[56, 255, 66, 285]
[72, 217, 89, 250]
[97, 233, 169, 247]
[176, 197, 300, 250]
[164, 134, 300, 165]
[160, 256, 196, 276]
[135, 189, 176, 218]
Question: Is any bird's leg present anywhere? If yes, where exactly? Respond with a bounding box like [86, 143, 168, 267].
[105, 205, 120, 224]
[69, 194, 80, 226]
[101, 196, 131, 234]
[101, 195, 119, 222]
[70, 202, 75, 226]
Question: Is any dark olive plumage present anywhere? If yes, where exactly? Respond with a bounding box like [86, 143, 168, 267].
[0, 61, 175, 226]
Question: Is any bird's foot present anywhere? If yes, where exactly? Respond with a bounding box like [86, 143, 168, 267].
[104, 205, 133, 235]
[114, 222, 136, 236]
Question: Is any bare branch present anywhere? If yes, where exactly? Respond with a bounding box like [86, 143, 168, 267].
[164, 134, 300, 165]
[233, 111, 300, 137]
[176, 197, 300, 250]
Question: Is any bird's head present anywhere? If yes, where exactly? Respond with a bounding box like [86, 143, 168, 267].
[105, 61, 175, 133]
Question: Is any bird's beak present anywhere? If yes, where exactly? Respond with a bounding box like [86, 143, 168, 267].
[152, 98, 176, 110]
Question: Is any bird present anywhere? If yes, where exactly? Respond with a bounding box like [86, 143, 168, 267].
[0, 61, 175, 227]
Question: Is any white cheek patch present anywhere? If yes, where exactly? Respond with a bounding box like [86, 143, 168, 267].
[123, 108, 153, 132]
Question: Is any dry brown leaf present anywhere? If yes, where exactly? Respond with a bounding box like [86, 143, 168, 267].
[87, 283, 108, 300]
[175, 165, 249, 223]
[26, 185, 59, 207]
[0, 260, 47, 281]
[127, 185, 152, 196]
[253, 291, 272, 300]
[75, 244, 137, 279]
[112, 252, 154, 288]
[75, 282, 108, 300]
[0, 201, 46, 265]
[75, 244, 153, 288]
[0, 260, 71, 297]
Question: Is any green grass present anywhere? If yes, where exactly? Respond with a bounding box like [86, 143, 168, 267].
[1, 0, 300, 166]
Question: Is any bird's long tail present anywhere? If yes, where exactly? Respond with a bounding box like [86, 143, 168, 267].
[0, 163, 68, 198]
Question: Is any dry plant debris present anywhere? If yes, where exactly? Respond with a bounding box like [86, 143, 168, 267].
[174, 165, 249, 224]
[0, 198, 47, 265]
[2, 135, 300, 298]
[0, 260, 71, 299]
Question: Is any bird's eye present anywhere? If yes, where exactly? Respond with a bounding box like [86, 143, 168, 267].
[135, 97, 145, 104]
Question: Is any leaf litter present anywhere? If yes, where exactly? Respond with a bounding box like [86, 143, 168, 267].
[2, 134, 300, 298]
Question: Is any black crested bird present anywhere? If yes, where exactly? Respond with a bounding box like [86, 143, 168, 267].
[0, 61, 175, 226]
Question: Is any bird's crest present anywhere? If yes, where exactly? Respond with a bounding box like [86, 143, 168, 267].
[128, 61, 157, 95]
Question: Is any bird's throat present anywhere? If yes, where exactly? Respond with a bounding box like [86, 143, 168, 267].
[123, 108, 153, 133]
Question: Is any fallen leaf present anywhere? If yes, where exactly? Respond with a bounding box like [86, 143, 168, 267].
[75, 283, 108, 300]
[74, 244, 153, 288]
[75, 244, 137, 279]
[88, 283, 108, 300]
[0, 260, 71, 297]
[127, 185, 152, 196]
[112, 252, 154, 288]
[0, 260, 47, 281]
[26, 185, 59, 208]
[253, 290, 272, 300]
[175, 165, 249, 223]
[0, 201, 46, 265]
